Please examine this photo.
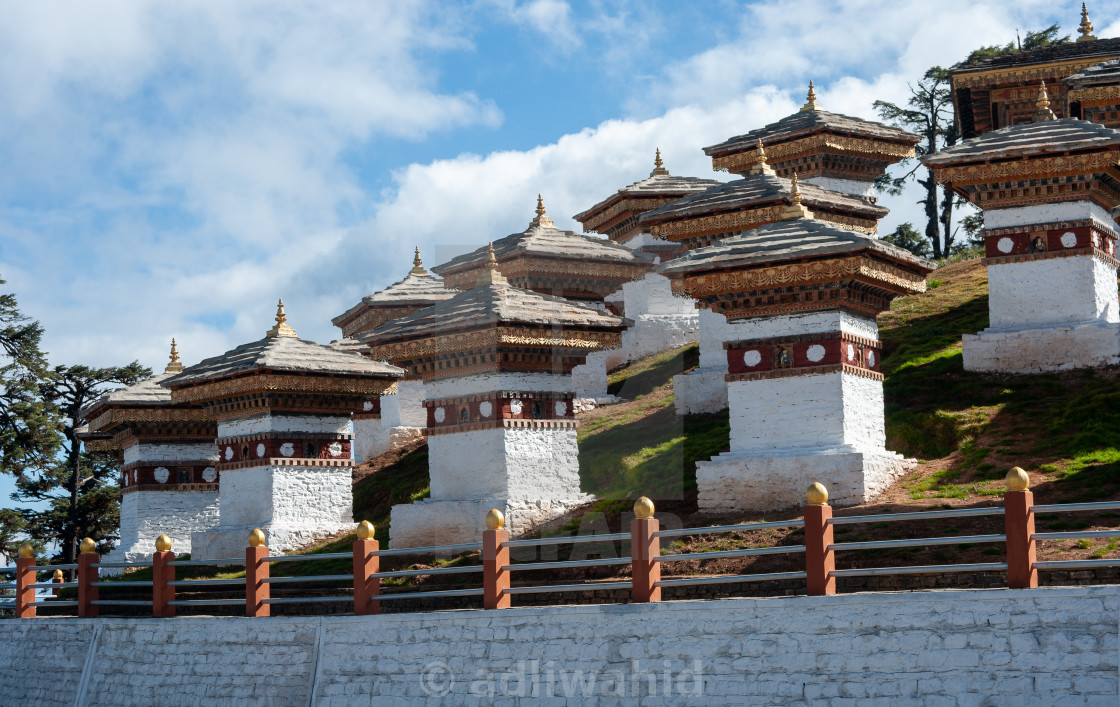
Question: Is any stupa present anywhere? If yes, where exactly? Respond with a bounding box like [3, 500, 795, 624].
[80, 339, 218, 564]
[660, 177, 934, 511]
[164, 302, 404, 558]
[640, 87, 919, 414]
[331, 248, 455, 462]
[432, 197, 653, 399]
[951, 4, 1120, 137]
[924, 83, 1120, 373]
[364, 245, 626, 546]
[573, 151, 720, 366]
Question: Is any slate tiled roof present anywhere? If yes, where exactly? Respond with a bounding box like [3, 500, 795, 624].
[1064, 58, 1120, 87]
[331, 270, 454, 328]
[954, 37, 1120, 74]
[703, 109, 918, 158]
[431, 221, 653, 275]
[80, 372, 177, 420]
[658, 218, 932, 276]
[361, 281, 626, 345]
[163, 336, 404, 387]
[573, 171, 722, 224]
[922, 118, 1120, 165]
[638, 174, 886, 226]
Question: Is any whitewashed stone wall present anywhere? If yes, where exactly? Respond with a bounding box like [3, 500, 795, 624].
[109, 490, 220, 564]
[121, 442, 216, 467]
[984, 200, 1116, 231]
[2, 586, 1117, 705]
[426, 373, 571, 399]
[572, 350, 613, 400]
[353, 381, 427, 464]
[390, 427, 589, 548]
[804, 175, 876, 198]
[192, 463, 354, 560]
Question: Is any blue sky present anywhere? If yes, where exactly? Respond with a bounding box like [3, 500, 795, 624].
[0, 0, 1112, 386]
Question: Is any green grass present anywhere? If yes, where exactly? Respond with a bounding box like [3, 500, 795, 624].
[606, 344, 698, 399]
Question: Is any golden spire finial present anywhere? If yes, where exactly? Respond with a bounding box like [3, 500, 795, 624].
[801, 80, 819, 112]
[476, 242, 508, 286]
[409, 246, 427, 275]
[1033, 81, 1057, 122]
[266, 298, 298, 338]
[651, 147, 669, 176]
[529, 194, 555, 228]
[781, 172, 815, 220]
[748, 137, 776, 176]
[164, 337, 184, 374]
[1079, 3, 1098, 41]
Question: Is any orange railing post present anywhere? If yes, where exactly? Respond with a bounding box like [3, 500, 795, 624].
[15, 542, 36, 618]
[77, 538, 99, 618]
[245, 529, 270, 617]
[483, 510, 510, 610]
[1004, 467, 1038, 589]
[353, 521, 380, 616]
[804, 483, 836, 596]
[152, 534, 175, 618]
[630, 497, 661, 603]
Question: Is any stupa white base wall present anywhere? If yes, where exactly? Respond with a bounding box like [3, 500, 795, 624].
[191, 464, 354, 560]
[694, 312, 908, 512]
[104, 489, 220, 570]
[389, 426, 589, 548]
[353, 381, 427, 463]
[673, 309, 736, 414]
[963, 322, 1120, 373]
[986, 257, 1118, 330]
[697, 449, 914, 512]
[572, 350, 615, 400]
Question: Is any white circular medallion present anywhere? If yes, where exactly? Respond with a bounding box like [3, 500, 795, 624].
[509, 399, 523, 415]
[1061, 231, 1077, 248]
[224, 446, 234, 461]
[997, 237, 1014, 254]
[1091, 233, 1101, 249]
[256, 443, 266, 458]
[362, 401, 374, 412]
[554, 400, 567, 417]
[433, 407, 446, 423]
[868, 351, 876, 367]
[847, 343, 856, 361]
[154, 467, 170, 484]
[279, 443, 294, 457]
[202, 466, 217, 483]
[742, 349, 762, 367]
[479, 401, 493, 418]
[328, 442, 343, 458]
[806, 344, 826, 363]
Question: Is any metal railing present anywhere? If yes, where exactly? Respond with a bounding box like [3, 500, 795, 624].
[6, 475, 1120, 619]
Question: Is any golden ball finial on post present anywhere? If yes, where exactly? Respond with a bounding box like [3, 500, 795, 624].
[633, 496, 655, 519]
[155, 534, 172, 553]
[53, 569, 64, 581]
[485, 509, 505, 530]
[80, 538, 97, 555]
[1006, 467, 1030, 492]
[356, 520, 376, 540]
[806, 482, 829, 506]
[248, 528, 267, 547]
[18, 541, 34, 559]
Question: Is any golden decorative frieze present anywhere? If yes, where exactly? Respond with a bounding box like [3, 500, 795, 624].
[444, 258, 650, 291]
[931, 151, 1120, 185]
[951, 57, 1120, 90]
[711, 135, 916, 174]
[581, 196, 677, 232]
[170, 374, 397, 405]
[1069, 85, 1120, 102]
[651, 206, 785, 240]
[340, 305, 422, 339]
[670, 256, 927, 299]
[368, 327, 621, 364]
[87, 406, 211, 433]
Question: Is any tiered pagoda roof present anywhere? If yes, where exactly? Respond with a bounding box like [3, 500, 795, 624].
[1064, 58, 1120, 128]
[164, 302, 403, 410]
[950, 5, 1120, 137]
[638, 170, 888, 249]
[572, 150, 721, 245]
[331, 248, 454, 339]
[659, 184, 933, 321]
[366, 246, 626, 380]
[431, 197, 655, 302]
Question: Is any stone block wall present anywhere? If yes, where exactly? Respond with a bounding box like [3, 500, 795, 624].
[2, 586, 1117, 705]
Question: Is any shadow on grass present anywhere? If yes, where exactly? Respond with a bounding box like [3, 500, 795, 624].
[607, 345, 698, 399]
